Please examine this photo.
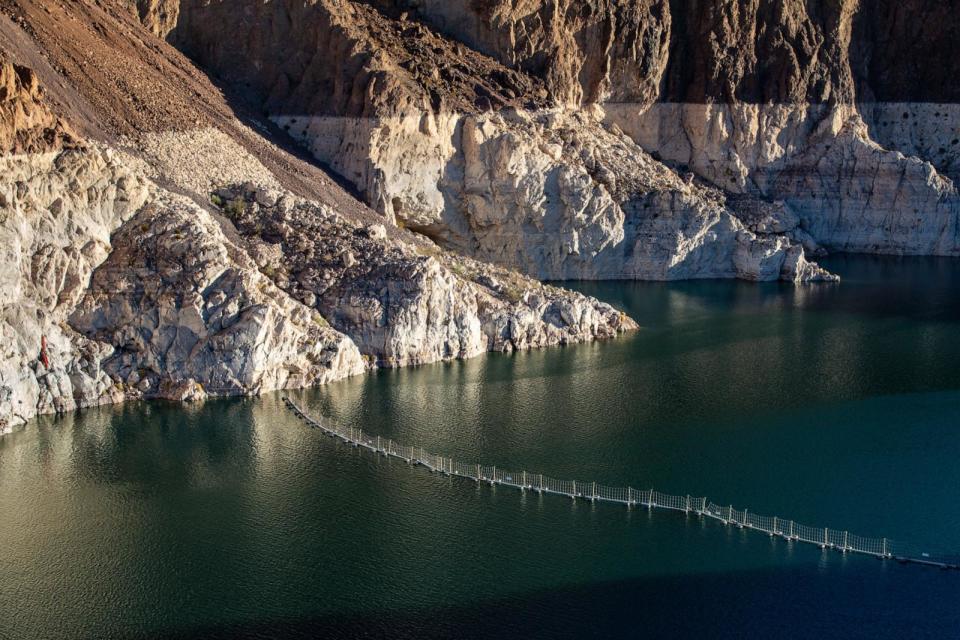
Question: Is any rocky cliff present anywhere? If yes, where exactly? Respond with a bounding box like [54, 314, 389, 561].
[0, 0, 634, 433]
[0, 53, 77, 153]
[133, 0, 960, 281]
[140, 0, 834, 282]
[5, 0, 959, 431]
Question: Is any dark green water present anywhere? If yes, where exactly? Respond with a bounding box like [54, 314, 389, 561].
[2, 254, 960, 639]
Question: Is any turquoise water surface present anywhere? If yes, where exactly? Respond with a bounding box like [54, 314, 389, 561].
[1, 254, 959, 638]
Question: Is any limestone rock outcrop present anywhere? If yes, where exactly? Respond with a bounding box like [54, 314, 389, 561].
[278, 107, 835, 281]
[215, 183, 636, 366]
[70, 194, 368, 396]
[0, 141, 345, 431]
[0, 146, 150, 431]
[135, 0, 960, 263]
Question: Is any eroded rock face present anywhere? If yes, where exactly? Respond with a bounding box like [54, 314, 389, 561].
[161, 0, 546, 118]
[0, 3, 642, 433]
[364, 0, 672, 106]
[0, 53, 77, 154]
[134, 0, 960, 270]
[0, 141, 322, 432]
[278, 107, 834, 281]
[771, 117, 960, 255]
[214, 183, 636, 367]
[1, 136, 634, 432]
[1, 138, 635, 431]
[134, 0, 180, 38]
[0, 147, 151, 432]
[70, 194, 367, 395]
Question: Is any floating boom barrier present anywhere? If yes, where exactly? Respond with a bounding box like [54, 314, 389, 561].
[284, 398, 959, 571]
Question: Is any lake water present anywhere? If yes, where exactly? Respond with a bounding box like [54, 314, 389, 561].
[2, 255, 959, 639]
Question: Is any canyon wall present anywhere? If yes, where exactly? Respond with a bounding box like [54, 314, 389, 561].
[137, 0, 960, 276]
[142, 0, 836, 282]
[0, 0, 634, 432]
[5, 0, 960, 430]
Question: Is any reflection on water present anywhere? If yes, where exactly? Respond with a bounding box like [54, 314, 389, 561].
[2, 255, 960, 639]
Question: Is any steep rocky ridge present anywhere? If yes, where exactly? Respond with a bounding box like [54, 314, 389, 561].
[145, 0, 831, 281]
[216, 183, 633, 366]
[150, 0, 548, 118]
[0, 0, 635, 433]
[137, 0, 960, 261]
[361, 0, 673, 107]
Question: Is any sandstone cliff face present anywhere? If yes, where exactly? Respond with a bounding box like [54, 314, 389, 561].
[361, 0, 856, 106]
[661, 0, 858, 105]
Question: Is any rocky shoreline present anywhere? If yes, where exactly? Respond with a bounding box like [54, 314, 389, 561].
[1, 133, 635, 433]
[4, 0, 959, 431]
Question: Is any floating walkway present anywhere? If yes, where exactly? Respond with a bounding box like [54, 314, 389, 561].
[283, 398, 959, 571]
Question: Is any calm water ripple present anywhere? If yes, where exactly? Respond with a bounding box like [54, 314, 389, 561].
[1, 254, 959, 639]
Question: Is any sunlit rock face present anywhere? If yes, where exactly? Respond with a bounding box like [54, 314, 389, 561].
[0, 129, 630, 431]
[209, 183, 636, 367]
[137, 0, 960, 276]
[274, 107, 834, 282]
[148, 0, 831, 281]
[0, 142, 364, 432]
[0, 147, 151, 434]
[69, 192, 369, 398]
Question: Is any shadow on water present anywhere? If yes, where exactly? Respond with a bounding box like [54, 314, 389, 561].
[143, 562, 960, 640]
[568, 254, 960, 326]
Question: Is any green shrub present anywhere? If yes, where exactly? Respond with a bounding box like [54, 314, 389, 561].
[225, 197, 245, 218]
